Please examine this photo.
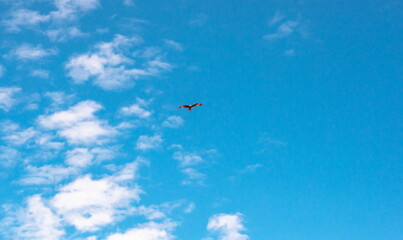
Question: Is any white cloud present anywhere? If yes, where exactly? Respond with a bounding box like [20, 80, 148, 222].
[46, 26, 88, 41]
[207, 213, 248, 240]
[1, 195, 64, 240]
[0, 146, 20, 168]
[66, 34, 172, 90]
[162, 116, 184, 128]
[49, 160, 142, 231]
[0, 87, 21, 111]
[123, 0, 134, 6]
[20, 165, 76, 185]
[173, 151, 202, 167]
[120, 98, 152, 118]
[44, 91, 76, 109]
[269, 11, 284, 26]
[283, 49, 295, 56]
[4, 9, 50, 32]
[2, 127, 37, 145]
[181, 168, 205, 185]
[38, 100, 115, 145]
[31, 69, 50, 78]
[136, 135, 163, 150]
[10, 44, 57, 60]
[264, 20, 299, 41]
[65, 148, 93, 167]
[164, 39, 183, 51]
[240, 163, 263, 173]
[3, 0, 98, 41]
[106, 221, 176, 240]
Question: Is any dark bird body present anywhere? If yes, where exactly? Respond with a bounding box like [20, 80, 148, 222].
[178, 103, 203, 111]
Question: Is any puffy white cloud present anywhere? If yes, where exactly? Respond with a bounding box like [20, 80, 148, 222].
[207, 213, 248, 240]
[162, 116, 183, 128]
[66, 34, 172, 90]
[1, 195, 64, 240]
[136, 135, 163, 150]
[50, 160, 142, 231]
[0, 87, 21, 111]
[38, 100, 115, 145]
[9, 44, 57, 60]
[106, 221, 176, 240]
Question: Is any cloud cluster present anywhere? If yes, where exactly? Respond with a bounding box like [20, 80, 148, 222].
[2, 160, 144, 238]
[173, 151, 205, 185]
[3, 0, 99, 40]
[66, 34, 172, 90]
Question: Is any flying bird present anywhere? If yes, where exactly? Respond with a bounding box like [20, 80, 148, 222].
[178, 103, 203, 111]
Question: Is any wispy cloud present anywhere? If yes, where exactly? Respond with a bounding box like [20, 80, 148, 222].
[162, 116, 184, 128]
[8, 44, 57, 60]
[264, 11, 308, 43]
[31, 69, 50, 78]
[189, 14, 208, 27]
[173, 150, 206, 185]
[136, 135, 163, 151]
[164, 39, 183, 51]
[264, 20, 299, 41]
[0, 87, 21, 111]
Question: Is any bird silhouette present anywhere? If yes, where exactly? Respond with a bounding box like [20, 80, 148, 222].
[178, 103, 202, 111]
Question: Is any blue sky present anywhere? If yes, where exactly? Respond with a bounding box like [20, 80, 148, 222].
[0, 0, 402, 239]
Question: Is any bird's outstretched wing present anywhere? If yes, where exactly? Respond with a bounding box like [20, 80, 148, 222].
[190, 103, 203, 108]
[178, 105, 191, 109]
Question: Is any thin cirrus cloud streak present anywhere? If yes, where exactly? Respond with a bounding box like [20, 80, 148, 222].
[65, 34, 172, 90]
